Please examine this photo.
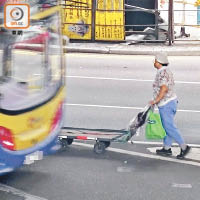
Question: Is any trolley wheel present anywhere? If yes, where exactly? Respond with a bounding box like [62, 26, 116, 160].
[94, 142, 106, 154]
[59, 138, 74, 149]
[104, 141, 111, 148]
[60, 138, 68, 149]
[66, 138, 73, 145]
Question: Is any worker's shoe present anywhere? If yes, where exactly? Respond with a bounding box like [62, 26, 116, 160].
[176, 145, 191, 159]
[156, 148, 172, 156]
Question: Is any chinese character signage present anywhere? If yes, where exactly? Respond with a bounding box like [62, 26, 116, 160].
[62, 0, 125, 41]
[95, 0, 125, 41]
[62, 0, 92, 40]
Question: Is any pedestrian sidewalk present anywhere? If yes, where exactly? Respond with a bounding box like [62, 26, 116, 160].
[65, 41, 200, 56]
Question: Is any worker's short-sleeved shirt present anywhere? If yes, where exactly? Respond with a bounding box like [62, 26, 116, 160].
[153, 67, 177, 107]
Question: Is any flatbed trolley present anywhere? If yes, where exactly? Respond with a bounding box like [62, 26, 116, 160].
[59, 127, 128, 154]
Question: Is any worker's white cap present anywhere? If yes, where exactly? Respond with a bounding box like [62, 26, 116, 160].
[155, 52, 169, 64]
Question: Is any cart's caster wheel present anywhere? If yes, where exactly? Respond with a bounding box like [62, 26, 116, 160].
[104, 141, 110, 148]
[60, 138, 68, 149]
[59, 138, 73, 146]
[94, 142, 106, 154]
[66, 138, 73, 145]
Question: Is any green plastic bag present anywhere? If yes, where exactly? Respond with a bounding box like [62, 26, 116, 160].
[145, 110, 166, 140]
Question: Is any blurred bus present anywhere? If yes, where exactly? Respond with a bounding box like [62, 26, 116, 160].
[0, 0, 66, 174]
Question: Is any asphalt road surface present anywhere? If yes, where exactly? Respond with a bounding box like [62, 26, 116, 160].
[1, 54, 200, 200]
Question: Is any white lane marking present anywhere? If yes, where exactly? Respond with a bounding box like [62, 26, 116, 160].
[172, 183, 192, 189]
[117, 166, 132, 173]
[129, 140, 200, 148]
[67, 75, 200, 85]
[65, 103, 143, 110]
[65, 103, 200, 113]
[73, 142, 200, 167]
[177, 109, 200, 113]
[67, 76, 153, 82]
[34, 74, 200, 85]
[0, 183, 47, 200]
[147, 147, 200, 161]
[176, 80, 200, 85]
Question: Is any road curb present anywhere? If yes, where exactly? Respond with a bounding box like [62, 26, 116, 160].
[64, 44, 200, 56]
[64, 46, 110, 54]
[108, 47, 200, 56]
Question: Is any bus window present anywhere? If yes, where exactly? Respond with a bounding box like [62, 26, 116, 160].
[0, 12, 63, 111]
[48, 32, 62, 84]
[47, 14, 62, 86]
[12, 47, 44, 90]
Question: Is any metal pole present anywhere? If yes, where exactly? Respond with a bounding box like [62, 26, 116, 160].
[91, 0, 96, 42]
[168, 0, 174, 45]
[155, 0, 159, 40]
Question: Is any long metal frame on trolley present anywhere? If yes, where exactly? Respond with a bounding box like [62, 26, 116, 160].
[59, 127, 128, 154]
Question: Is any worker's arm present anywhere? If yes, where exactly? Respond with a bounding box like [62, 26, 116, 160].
[149, 85, 168, 105]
